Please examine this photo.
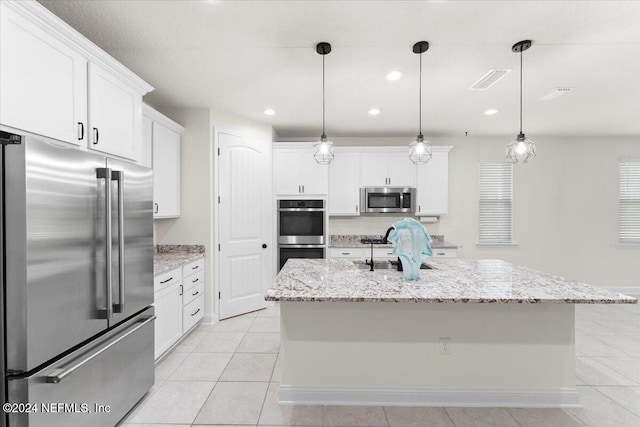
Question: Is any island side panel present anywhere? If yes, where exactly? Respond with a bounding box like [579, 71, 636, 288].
[279, 301, 578, 407]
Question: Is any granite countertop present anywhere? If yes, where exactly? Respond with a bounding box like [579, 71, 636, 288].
[329, 234, 460, 249]
[266, 258, 637, 304]
[154, 245, 205, 275]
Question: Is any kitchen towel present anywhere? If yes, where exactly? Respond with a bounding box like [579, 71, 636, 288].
[388, 218, 432, 280]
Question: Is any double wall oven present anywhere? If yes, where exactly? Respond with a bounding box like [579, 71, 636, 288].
[278, 200, 325, 270]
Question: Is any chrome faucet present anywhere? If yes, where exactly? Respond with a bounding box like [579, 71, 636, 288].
[360, 227, 395, 272]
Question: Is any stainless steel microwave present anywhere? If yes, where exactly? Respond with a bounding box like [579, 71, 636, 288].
[360, 187, 416, 213]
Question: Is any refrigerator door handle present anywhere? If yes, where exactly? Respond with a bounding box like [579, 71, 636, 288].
[97, 167, 113, 319]
[44, 315, 156, 384]
[112, 170, 125, 313]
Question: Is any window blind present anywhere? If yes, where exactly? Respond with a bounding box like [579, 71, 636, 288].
[620, 160, 640, 243]
[479, 162, 513, 244]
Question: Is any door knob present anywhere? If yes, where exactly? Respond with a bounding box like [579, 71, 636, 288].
[262, 244, 267, 249]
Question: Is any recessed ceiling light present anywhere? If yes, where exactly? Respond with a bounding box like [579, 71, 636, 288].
[484, 109, 499, 115]
[385, 71, 404, 81]
[368, 108, 381, 116]
[263, 108, 275, 116]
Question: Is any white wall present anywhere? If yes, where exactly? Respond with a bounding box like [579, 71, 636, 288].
[279, 136, 640, 289]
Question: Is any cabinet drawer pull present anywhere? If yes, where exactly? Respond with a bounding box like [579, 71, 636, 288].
[437, 252, 445, 256]
[191, 308, 201, 317]
[341, 252, 350, 255]
[192, 265, 199, 270]
[192, 277, 199, 283]
[159, 277, 173, 284]
[192, 291, 199, 296]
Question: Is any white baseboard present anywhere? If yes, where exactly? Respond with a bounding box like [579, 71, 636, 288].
[278, 386, 581, 408]
[607, 287, 640, 298]
[202, 313, 217, 324]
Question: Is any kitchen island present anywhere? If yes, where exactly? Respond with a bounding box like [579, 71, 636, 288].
[265, 258, 636, 408]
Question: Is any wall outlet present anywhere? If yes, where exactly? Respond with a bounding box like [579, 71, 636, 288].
[439, 337, 451, 355]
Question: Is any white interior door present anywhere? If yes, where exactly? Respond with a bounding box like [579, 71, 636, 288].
[218, 132, 272, 319]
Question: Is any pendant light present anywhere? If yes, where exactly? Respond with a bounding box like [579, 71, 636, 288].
[506, 40, 536, 164]
[409, 41, 432, 165]
[314, 42, 334, 165]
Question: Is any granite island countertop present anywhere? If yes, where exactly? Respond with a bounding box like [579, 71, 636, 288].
[266, 258, 637, 304]
[329, 234, 460, 249]
[154, 245, 205, 275]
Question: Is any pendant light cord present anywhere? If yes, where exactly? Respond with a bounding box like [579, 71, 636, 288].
[419, 51, 422, 135]
[519, 50, 523, 134]
[322, 54, 326, 137]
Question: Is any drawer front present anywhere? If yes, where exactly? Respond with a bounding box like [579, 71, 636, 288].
[184, 269, 204, 292]
[8, 310, 154, 427]
[154, 267, 182, 293]
[430, 249, 457, 258]
[183, 280, 204, 307]
[372, 247, 396, 259]
[183, 294, 204, 333]
[183, 257, 204, 279]
[329, 248, 365, 259]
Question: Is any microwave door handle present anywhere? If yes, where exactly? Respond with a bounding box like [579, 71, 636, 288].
[112, 170, 125, 313]
[96, 168, 113, 319]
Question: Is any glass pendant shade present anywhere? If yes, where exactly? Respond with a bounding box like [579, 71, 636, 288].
[506, 132, 536, 164]
[409, 133, 432, 165]
[313, 133, 334, 165]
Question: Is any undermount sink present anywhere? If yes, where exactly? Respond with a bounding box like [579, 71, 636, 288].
[352, 260, 433, 270]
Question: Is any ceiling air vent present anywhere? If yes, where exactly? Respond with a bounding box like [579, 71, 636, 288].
[540, 87, 575, 101]
[469, 69, 512, 90]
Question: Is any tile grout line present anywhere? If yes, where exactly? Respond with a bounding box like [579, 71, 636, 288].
[442, 407, 457, 427]
[381, 405, 390, 427]
[591, 385, 640, 420]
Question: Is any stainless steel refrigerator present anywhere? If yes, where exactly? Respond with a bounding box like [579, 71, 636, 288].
[1, 132, 155, 426]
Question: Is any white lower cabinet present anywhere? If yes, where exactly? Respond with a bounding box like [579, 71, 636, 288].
[153, 257, 205, 360]
[329, 247, 457, 260]
[153, 267, 183, 360]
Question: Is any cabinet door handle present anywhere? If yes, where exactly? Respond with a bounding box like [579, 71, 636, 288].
[302, 185, 305, 193]
[192, 290, 199, 296]
[388, 177, 391, 185]
[77, 122, 84, 140]
[154, 203, 159, 214]
[192, 277, 199, 283]
[160, 277, 173, 284]
[180, 284, 183, 296]
[419, 205, 421, 212]
[356, 204, 358, 213]
[191, 308, 201, 317]
[298, 185, 301, 193]
[93, 128, 99, 145]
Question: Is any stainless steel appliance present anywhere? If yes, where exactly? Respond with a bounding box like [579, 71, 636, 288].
[277, 200, 325, 270]
[360, 187, 416, 213]
[1, 132, 155, 427]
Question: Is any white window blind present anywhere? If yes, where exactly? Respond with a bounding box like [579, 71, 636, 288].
[620, 160, 640, 243]
[479, 162, 513, 244]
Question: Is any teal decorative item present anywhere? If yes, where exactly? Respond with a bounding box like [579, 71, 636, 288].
[387, 218, 432, 280]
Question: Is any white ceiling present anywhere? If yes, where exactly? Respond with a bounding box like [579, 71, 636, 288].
[39, 0, 640, 138]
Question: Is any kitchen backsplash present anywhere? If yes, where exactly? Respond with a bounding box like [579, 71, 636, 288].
[329, 216, 440, 236]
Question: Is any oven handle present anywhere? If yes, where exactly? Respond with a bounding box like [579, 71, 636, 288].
[278, 244, 326, 249]
[278, 208, 325, 212]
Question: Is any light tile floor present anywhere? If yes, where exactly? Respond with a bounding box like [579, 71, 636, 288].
[121, 302, 640, 427]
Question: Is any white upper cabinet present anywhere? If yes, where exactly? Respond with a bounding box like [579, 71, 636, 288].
[361, 150, 416, 187]
[415, 147, 452, 216]
[329, 150, 361, 216]
[0, 2, 152, 162]
[0, 2, 87, 145]
[274, 144, 328, 196]
[88, 63, 142, 160]
[144, 105, 183, 219]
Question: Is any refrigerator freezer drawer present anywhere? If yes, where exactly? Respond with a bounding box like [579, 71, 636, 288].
[7, 311, 155, 427]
